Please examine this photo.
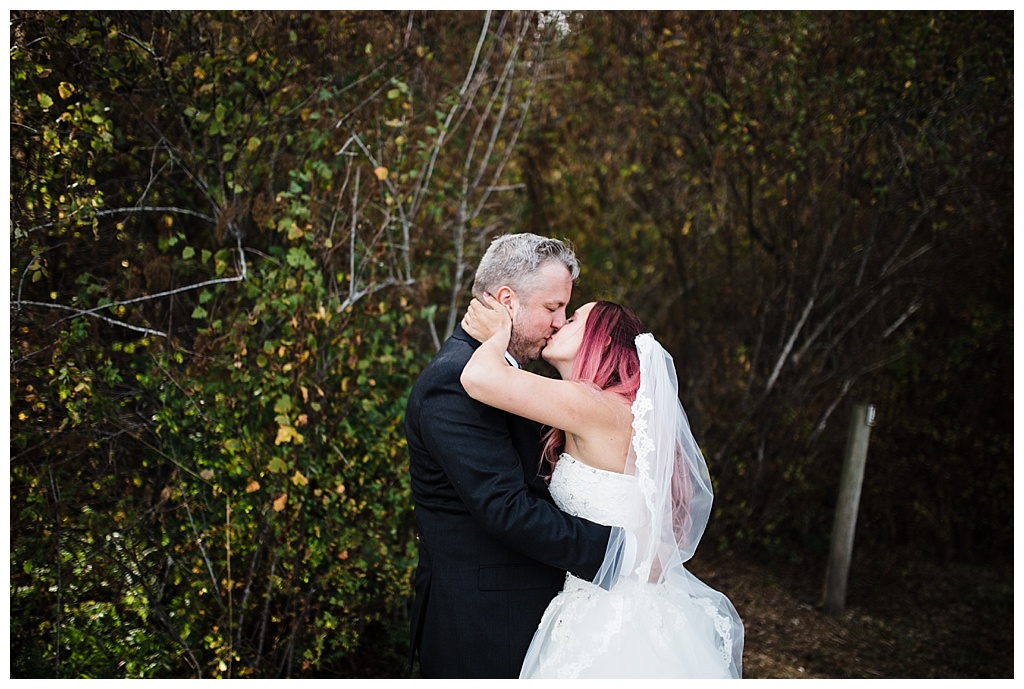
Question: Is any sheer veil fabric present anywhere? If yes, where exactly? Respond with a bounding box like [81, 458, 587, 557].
[521, 333, 743, 678]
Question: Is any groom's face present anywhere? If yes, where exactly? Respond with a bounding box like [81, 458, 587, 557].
[506, 262, 573, 364]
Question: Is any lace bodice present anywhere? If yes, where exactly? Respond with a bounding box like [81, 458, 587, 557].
[548, 453, 643, 528]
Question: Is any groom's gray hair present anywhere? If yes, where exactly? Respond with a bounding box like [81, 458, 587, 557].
[472, 233, 580, 299]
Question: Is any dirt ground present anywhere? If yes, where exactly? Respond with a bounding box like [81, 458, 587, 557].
[689, 550, 1014, 679]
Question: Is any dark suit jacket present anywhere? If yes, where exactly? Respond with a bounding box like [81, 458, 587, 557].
[405, 324, 611, 678]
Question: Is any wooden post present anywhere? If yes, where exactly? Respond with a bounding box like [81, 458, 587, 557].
[822, 402, 875, 615]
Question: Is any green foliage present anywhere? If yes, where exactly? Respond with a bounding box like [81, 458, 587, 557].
[136, 254, 422, 677]
[10, 10, 432, 678]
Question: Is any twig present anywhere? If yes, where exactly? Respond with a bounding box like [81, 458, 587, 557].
[14, 238, 248, 337]
[22, 205, 216, 234]
[764, 296, 815, 394]
[15, 301, 170, 338]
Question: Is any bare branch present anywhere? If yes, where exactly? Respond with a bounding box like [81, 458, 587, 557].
[181, 492, 226, 612]
[14, 301, 170, 338]
[764, 296, 815, 393]
[13, 238, 248, 337]
[338, 277, 415, 313]
[882, 295, 923, 339]
[21, 205, 217, 235]
[407, 11, 493, 219]
[808, 378, 853, 446]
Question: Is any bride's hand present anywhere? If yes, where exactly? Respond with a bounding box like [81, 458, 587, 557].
[462, 292, 512, 343]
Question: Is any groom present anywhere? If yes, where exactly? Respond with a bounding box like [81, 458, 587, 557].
[405, 233, 612, 678]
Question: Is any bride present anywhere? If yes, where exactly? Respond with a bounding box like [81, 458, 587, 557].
[461, 295, 743, 679]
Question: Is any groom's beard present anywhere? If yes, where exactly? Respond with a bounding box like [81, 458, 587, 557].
[507, 327, 545, 365]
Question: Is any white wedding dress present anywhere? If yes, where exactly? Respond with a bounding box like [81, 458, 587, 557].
[519, 453, 741, 679]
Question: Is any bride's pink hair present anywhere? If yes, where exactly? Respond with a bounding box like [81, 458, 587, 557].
[540, 301, 644, 474]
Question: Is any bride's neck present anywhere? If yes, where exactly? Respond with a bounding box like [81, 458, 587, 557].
[552, 361, 573, 380]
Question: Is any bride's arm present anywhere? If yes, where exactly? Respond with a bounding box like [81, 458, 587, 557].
[460, 295, 622, 438]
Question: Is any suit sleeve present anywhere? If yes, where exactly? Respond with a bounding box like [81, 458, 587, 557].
[418, 366, 611, 580]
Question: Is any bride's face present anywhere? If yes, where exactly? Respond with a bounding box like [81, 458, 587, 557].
[542, 301, 595, 369]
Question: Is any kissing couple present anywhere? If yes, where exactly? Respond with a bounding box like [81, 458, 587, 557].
[406, 233, 743, 678]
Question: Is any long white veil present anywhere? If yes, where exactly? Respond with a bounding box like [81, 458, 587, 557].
[592, 333, 744, 676]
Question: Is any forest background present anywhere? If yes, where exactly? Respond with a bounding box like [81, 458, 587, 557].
[8, 10, 1013, 679]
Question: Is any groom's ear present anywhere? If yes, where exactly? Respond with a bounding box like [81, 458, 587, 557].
[494, 286, 515, 307]
[494, 286, 518, 320]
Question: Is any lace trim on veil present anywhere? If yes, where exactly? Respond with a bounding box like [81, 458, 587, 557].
[630, 333, 734, 666]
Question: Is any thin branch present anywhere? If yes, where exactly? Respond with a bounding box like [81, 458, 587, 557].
[882, 296, 922, 339]
[21, 205, 216, 235]
[764, 296, 815, 394]
[14, 239, 248, 337]
[120, 32, 158, 58]
[349, 167, 360, 300]
[810, 378, 853, 443]
[882, 243, 932, 280]
[15, 301, 170, 338]
[181, 491, 227, 611]
[407, 11, 493, 218]
[427, 316, 441, 352]
[338, 276, 415, 313]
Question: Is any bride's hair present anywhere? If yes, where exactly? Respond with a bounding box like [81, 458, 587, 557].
[540, 301, 644, 473]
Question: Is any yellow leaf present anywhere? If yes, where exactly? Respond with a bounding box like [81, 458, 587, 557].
[374, 166, 389, 181]
[272, 493, 288, 512]
[245, 480, 260, 493]
[275, 424, 304, 445]
[292, 470, 308, 486]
